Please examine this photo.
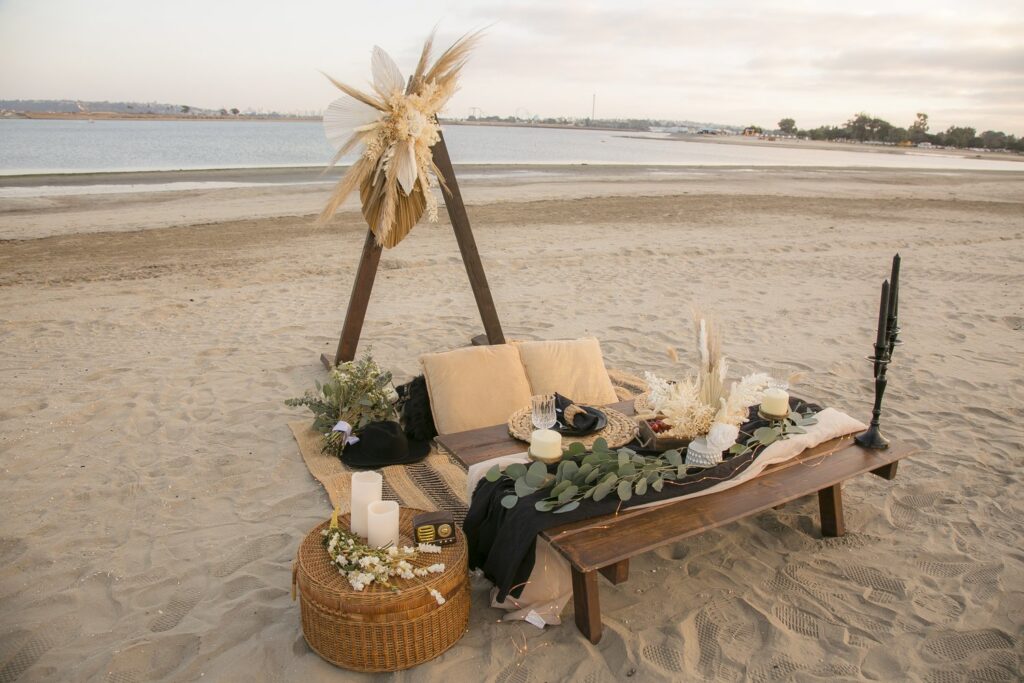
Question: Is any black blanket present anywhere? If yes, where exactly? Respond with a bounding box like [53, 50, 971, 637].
[464, 399, 819, 600]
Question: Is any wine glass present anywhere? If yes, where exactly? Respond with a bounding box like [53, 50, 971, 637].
[531, 394, 556, 430]
[768, 367, 791, 391]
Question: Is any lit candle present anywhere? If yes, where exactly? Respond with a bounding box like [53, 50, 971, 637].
[350, 471, 382, 538]
[530, 429, 562, 463]
[367, 500, 400, 549]
[762, 387, 790, 416]
[875, 280, 890, 349]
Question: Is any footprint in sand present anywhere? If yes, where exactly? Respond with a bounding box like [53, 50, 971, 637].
[0, 616, 80, 683]
[692, 596, 763, 681]
[495, 663, 533, 683]
[211, 533, 290, 578]
[910, 591, 964, 626]
[748, 653, 860, 683]
[222, 576, 266, 601]
[922, 629, 1016, 662]
[148, 586, 203, 633]
[641, 643, 683, 673]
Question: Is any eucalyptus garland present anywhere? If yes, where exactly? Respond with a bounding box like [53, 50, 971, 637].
[486, 410, 819, 514]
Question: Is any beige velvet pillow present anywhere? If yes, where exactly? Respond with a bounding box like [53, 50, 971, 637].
[419, 344, 533, 435]
[514, 338, 619, 406]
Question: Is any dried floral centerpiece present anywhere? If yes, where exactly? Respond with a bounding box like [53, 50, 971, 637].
[321, 510, 446, 599]
[641, 313, 773, 462]
[286, 352, 398, 457]
[318, 31, 482, 248]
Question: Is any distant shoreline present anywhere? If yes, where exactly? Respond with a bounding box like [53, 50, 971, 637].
[3, 111, 319, 122]
[653, 133, 1024, 163]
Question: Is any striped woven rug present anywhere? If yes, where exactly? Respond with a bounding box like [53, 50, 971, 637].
[289, 368, 646, 525]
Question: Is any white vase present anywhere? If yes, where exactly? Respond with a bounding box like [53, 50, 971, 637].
[685, 436, 722, 468]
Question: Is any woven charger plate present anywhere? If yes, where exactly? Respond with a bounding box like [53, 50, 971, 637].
[508, 405, 638, 450]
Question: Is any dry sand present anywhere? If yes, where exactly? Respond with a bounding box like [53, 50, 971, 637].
[1, 166, 1022, 681]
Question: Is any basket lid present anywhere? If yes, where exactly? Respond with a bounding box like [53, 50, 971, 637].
[295, 507, 467, 615]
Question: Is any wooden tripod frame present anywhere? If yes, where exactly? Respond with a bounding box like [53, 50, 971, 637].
[321, 130, 505, 369]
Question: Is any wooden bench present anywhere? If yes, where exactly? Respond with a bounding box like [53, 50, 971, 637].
[437, 401, 915, 643]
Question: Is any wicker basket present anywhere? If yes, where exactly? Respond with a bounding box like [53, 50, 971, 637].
[293, 508, 470, 672]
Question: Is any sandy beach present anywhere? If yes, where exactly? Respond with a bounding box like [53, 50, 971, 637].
[1, 166, 1022, 681]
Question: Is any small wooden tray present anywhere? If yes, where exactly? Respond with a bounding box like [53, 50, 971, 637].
[636, 418, 691, 452]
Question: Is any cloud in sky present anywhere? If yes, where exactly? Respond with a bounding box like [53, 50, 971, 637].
[0, 0, 1020, 132]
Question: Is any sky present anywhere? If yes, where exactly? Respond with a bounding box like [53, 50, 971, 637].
[1, 0, 1021, 133]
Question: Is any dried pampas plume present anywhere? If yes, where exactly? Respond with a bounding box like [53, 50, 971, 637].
[318, 30, 483, 248]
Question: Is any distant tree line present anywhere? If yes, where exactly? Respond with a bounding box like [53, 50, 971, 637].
[774, 113, 1023, 152]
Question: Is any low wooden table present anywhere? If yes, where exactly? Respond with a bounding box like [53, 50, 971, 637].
[437, 400, 915, 643]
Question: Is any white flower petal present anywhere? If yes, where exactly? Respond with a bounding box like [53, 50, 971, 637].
[371, 46, 404, 96]
[394, 139, 418, 195]
[323, 96, 380, 151]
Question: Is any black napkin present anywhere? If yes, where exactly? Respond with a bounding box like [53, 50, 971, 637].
[554, 393, 601, 434]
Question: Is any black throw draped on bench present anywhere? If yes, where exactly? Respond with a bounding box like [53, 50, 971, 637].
[464, 399, 820, 600]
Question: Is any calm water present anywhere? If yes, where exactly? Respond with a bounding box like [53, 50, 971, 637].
[1, 118, 1022, 176]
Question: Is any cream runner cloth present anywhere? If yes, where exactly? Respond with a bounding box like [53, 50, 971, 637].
[466, 408, 867, 625]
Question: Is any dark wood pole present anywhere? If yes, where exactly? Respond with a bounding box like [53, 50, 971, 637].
[323, 228, 383, 369]
[431, 130, 506, 346]
[322, 130, 504, 368]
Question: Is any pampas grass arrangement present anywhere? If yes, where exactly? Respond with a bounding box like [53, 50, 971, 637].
[319, 31, 483, 248]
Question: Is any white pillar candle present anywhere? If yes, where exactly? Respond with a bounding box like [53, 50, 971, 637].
[367, 500, 400, 549]
[530, 429, 562, 463]
[350, 471, 382, 538]
[762, 388, 790, 416]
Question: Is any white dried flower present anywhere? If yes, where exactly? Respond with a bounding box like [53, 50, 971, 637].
[429, 588, 446, 606]
[417, 543, 442, 554]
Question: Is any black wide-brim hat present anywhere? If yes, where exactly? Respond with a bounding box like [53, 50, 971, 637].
[341, 420, 431, 469]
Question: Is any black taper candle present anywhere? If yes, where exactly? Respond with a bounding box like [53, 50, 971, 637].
[875, 280, 890, 350]
[889, 253, 900, 320]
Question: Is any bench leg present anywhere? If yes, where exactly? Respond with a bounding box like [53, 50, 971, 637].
[818, 483, 846, 537]
[571, 567, 603, 644]
[871, 462, 899, 480]
[598, 559, 629, 585]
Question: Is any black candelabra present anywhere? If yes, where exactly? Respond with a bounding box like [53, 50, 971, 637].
[855, 254, 901, 450]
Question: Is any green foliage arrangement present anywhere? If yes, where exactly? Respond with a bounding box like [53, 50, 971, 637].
[285, 352, 398, 457]
[487, 410, 818, 514]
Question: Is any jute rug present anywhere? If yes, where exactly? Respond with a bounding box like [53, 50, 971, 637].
[289, 368, 647, 525]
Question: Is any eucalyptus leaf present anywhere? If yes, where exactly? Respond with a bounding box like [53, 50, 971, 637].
[534, 499, 557, 512]
[561, 461, 579, 480]
[550, 480, 571, 498]
[584, 487, 595, 499]
[634, 478, 648, 496]
[618, 462, 636, 477]
[567, 442, 587, 457]
[585, 468, 602, 484]
[788, 426, 807, 434]
[676, 464, 687, 477]
[652, 477, 664, 492]
[618, 451, 630, 468]
[554, 500, 580, 514]
[501, 495, 519, 509]
[485, 464, 502, 482]
[593, 482, 612, 502]
[664, 450, 682, 466]
[617, 480, 632, 502]
[753, 427, 778, 443]
[728, 443, 747, 455]
[514, 477, 537, 498]
[505, 463, 528, 479]
[558, 485, 578, 504]
[632, 453, 646, 465]
[592, 437, 609, 453]
[526, 461, 548, 487]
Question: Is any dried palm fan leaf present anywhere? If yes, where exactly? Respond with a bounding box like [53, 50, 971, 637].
[318, 30, 483, 248]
